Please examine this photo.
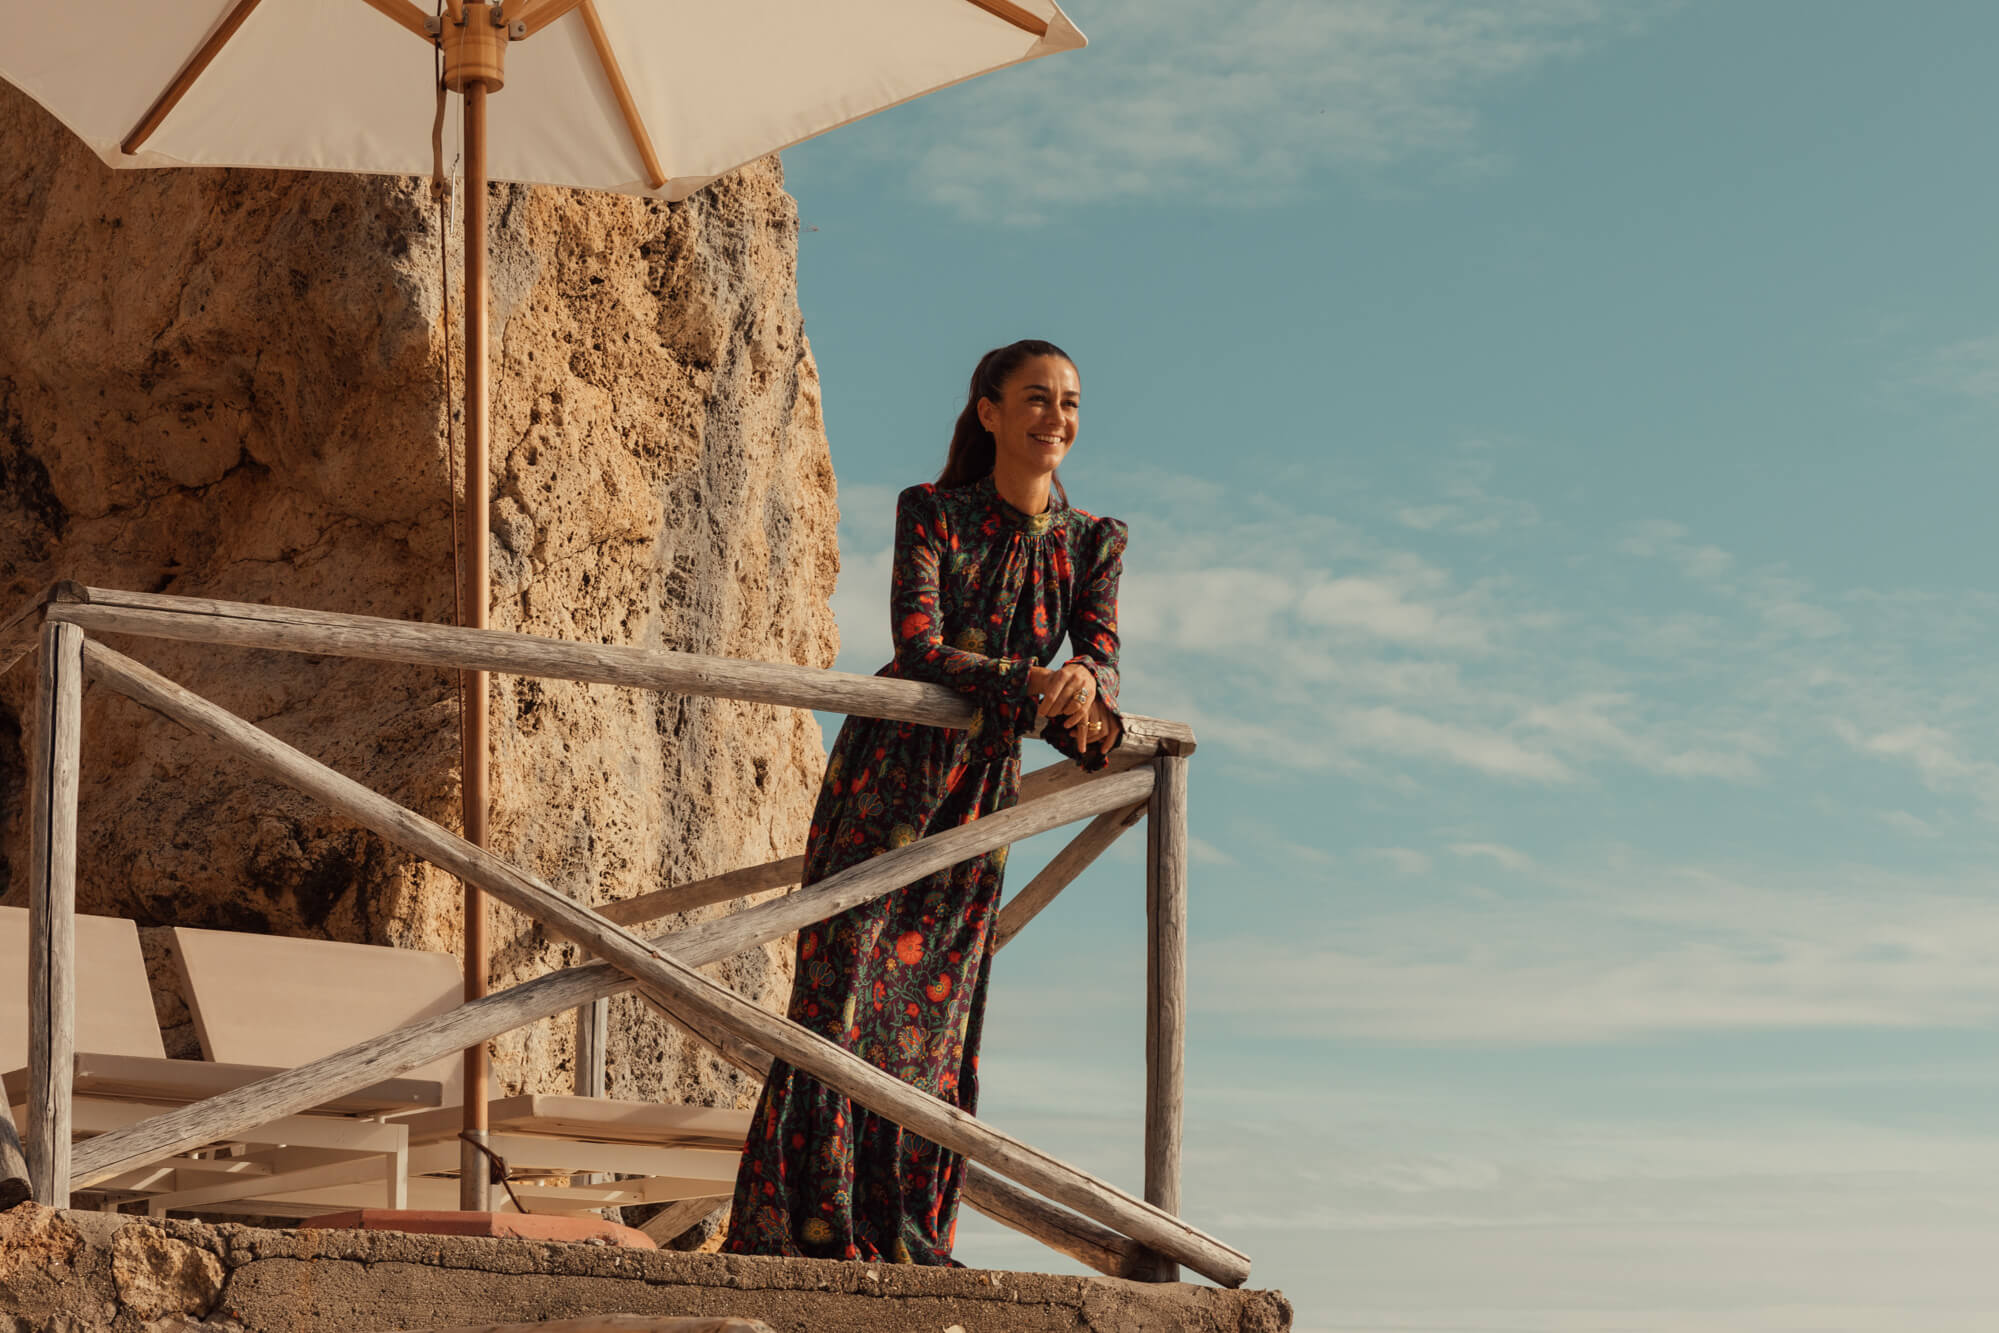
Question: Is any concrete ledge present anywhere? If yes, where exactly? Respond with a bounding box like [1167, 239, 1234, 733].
[0, 1204, 1292, 1333]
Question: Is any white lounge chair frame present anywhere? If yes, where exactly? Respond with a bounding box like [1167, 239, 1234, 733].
[0, 907, 416, 1216]
[169, 924, 744, 1217]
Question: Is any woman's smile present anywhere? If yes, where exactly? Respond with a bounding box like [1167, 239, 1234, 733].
[981, 354, 1082, 505]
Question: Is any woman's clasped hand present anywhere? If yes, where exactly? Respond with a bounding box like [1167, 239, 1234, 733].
[1026, 661, 1122, 758]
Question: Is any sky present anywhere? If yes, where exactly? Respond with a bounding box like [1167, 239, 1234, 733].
[780, 3, 1999, 1329]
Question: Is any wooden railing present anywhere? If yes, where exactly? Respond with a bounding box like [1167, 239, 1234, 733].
[0, 583, 1243, 1286]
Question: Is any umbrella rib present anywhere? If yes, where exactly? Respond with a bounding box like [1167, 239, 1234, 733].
[961, 0, 1050, 37]
[513, 0, 585, 39]
[578, 0, 667, 191]
[121, 0, 270, 155]
[356, 0, 442, 42]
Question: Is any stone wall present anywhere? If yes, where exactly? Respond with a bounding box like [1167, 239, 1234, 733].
[0, 81, 838, 1110]
[0, 1207, 1295, 1333]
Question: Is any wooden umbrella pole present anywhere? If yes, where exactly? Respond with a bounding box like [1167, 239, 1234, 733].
[459, 75, 493, 1214]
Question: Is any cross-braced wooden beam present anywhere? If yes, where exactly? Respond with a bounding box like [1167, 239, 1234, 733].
[66, 643, 1245, 1282]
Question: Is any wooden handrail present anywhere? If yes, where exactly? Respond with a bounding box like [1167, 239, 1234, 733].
[67, 643, 1153, 1180]
[6, 584, 1207, 1271]
[70, 644, 1248, 1283]
[43, 586, 1195, 753]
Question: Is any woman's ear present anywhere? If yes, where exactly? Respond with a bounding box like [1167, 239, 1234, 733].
[976, 396, 999, 434]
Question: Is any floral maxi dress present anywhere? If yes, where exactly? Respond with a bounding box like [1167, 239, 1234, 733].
[722, 474, 1127, 1264]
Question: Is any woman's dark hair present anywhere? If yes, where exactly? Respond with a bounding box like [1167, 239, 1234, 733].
[939, 339, 1076, 497]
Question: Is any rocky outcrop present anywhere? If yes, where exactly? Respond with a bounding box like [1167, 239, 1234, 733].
[0, 80, 837, 1109]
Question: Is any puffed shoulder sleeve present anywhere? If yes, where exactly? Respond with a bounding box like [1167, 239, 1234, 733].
[889, 485, 1033, 708]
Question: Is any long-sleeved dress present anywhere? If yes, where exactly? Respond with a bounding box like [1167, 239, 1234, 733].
[722, 473, 1127, 1264]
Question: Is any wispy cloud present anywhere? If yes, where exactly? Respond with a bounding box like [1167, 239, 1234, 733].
[1901, 333, 1999, 401]
[1371, 847, 1434, 874]
[965, 1014, 1999, 1327]
[1836, 719, 1999, 816]
[1200, 857, 1999, 1043]
[865, 0, 1644, 221]
[1618, 518, 1734, 580]
[831, 453, 1999, 803]
[1450, 841, 1534, 871]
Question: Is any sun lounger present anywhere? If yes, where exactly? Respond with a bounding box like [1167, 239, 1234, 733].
[169, 925, 746, 1217]
[0, 906, 418, 1215]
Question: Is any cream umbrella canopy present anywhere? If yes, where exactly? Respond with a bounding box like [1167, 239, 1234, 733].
[2, 0, 1085, 1211]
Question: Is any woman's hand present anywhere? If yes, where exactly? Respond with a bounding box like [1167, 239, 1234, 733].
[1081, 697, 1121, 758]
[1025, 663, 1098, 737]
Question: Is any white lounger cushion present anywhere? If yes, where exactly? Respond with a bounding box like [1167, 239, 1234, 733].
[0, 905, 166, 1071]
[170, 926, 465, 1101]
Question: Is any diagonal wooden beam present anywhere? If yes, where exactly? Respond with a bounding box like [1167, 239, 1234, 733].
[122, 0, 268, 155]
[598, 856, 804, 927]
[616, 911, 1248, 1284]
[578, 0, 667, 189]
[962, 0, 1049, 37]
[0, 1104, 28, 1209]
[628, 978, 1150, 1279]
[558, 739, 1159, 930]
[992, 803, 1145, 953]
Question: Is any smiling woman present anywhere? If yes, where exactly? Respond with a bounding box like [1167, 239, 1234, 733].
[723, 339, 1129, 1264]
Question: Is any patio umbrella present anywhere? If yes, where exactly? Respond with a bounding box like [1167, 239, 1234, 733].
[1, 0, 1085, 1210]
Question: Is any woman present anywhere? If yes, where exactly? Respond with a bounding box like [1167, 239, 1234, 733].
[723, 339, 1127, 1264]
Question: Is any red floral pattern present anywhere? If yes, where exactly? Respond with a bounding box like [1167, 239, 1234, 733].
[723, 474, 1126, 1265]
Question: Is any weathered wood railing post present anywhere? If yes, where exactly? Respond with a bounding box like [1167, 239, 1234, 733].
[576, 999, 610, 1099]
[574, 994, 611, 1189]
[1142, 749, 1190, 1281]
[26, 619, 85, 1207]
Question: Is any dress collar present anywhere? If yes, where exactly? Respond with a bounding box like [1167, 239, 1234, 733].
[978, 473, 1067, 537]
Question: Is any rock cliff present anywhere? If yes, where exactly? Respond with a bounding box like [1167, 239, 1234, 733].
[0, 80, 838, 1112]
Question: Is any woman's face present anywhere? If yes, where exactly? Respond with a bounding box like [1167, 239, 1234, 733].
[977, 355, 1080, 479]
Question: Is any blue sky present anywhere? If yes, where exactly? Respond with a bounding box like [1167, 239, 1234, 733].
[784, 3, 1999, 1328]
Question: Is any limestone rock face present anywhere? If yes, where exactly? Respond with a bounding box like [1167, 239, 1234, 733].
[109, 1226, 225, 1322]
[0, 81, 837, 1109]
